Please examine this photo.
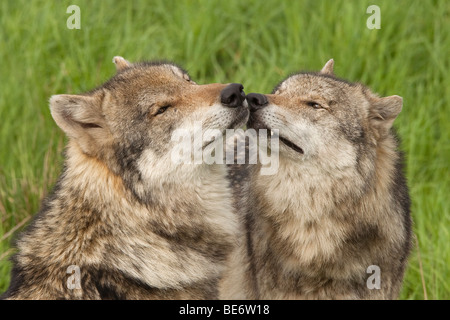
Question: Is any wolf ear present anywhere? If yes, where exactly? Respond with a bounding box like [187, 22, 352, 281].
[320, 59, 334, 75]
[369, 95, 403, 137]
[113, 56, 131, 72]
[50, 93, 109, 154]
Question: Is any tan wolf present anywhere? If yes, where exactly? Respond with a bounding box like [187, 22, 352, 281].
[1, 57, 248, 299]
[221, 59, 412, 299]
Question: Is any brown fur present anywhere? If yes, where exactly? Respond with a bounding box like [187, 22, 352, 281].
[2, 57, 249, 299]
[221, 60, 412, 300]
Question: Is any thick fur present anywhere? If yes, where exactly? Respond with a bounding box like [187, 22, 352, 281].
[220, 60, 412, 300]
[1, 58, 249, 299]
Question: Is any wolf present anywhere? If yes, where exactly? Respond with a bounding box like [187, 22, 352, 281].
[1, 56, 249, 299]
[220, 60, 412, 299]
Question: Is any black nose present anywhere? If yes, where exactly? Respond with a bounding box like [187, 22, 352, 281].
[246, 93, 268, 112]
[221, 83, 245, 108]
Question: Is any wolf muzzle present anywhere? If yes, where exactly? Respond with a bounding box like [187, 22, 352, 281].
[246, 93, 268, 112]
[221, 83, 246, 108]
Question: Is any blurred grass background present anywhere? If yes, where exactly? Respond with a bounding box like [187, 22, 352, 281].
[0, 0, 449, 299]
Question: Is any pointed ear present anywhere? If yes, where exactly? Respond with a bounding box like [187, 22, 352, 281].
[50, 93, 109, 154]
[113, 56, 131, 72]
[369, 95, 403, 137]
[50, 94, 103, 135]
[320, 59, 334, 75]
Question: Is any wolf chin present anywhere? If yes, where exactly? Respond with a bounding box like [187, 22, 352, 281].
[1, 57, 249, 299]
[221, 59, 412, 300]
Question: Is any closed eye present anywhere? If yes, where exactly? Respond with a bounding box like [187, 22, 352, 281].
[187, 78, 197, 85]
[306, 101, 322, 109]
[155, 105, 171, 115]
[182, 73, 196, 84]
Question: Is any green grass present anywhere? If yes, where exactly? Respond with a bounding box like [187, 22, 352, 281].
[0, 0, 449, 299]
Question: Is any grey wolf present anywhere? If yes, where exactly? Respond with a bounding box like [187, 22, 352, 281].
[221, 59, 412, 299]
[1, 56, 248, 299]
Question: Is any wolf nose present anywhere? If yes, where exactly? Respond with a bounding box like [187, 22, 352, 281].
[246, 93, 268, 112]
[221, 83, 246, 108]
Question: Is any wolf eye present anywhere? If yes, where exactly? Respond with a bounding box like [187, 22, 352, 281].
[186, 78, 197, 85]
[183, 74, 196, 84]
[306, 101, 322, 109]
[155, 105, 171, 115]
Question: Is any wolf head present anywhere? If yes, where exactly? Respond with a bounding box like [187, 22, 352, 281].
[50, 57, 248, 202]
[247, 59, 403, 174]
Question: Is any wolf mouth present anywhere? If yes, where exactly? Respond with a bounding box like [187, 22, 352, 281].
[229, 108, 250, 129]
[202, 129, 226, 149]
[248, 115, 304, 154]
[201, 109, 249, 149]
[270, 130, 304, 154]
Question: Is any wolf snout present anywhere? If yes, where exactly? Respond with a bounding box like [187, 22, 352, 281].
[220, 83, 246, 108]
[246, 93, 268, 112]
